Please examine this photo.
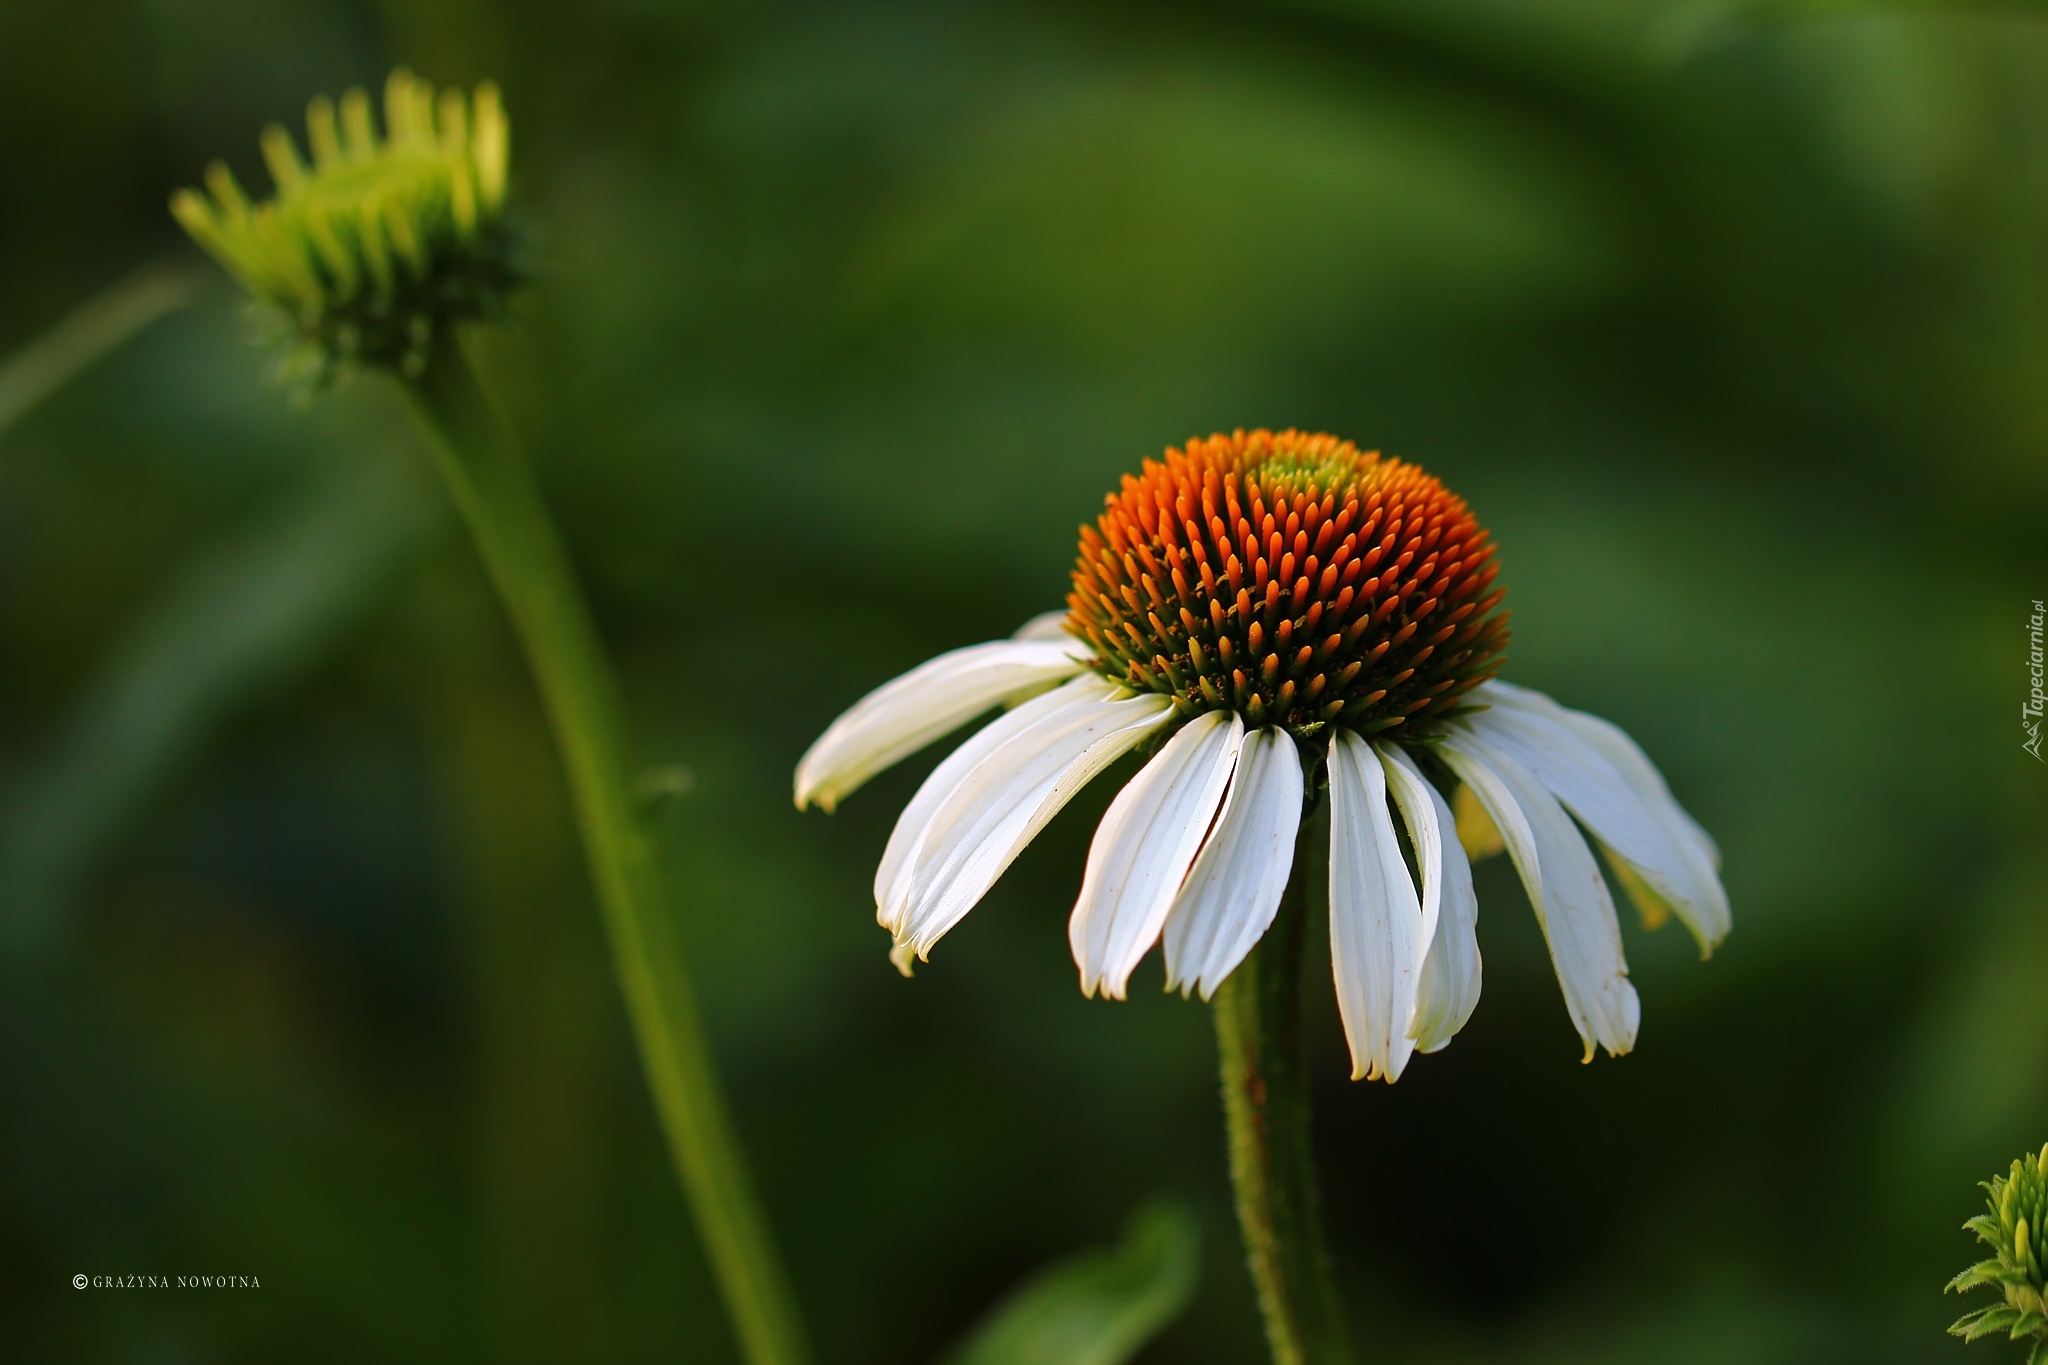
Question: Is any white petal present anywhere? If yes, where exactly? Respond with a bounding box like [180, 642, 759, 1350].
[1160, 726, 1304, 1000]
[796, 640, 1090, 812]
[1011, 610, 1076, 642]
[1069, 711, 1243, 999]
[1372, 745, 1442, 968]
[1479, 681, 1720, 870]
[1328, 728, 1429, 1083]
[1377, 743, 1479, 1054]
[872, 675, 1111, 933]
[1439, 730, 1639, 1061]
[1470, 683, 1728, 952]
[895, 686, 1176, 960]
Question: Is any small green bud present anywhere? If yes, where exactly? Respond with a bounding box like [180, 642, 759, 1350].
[1949, 1142, 2048, 1358]
[170, 69, 526, 384]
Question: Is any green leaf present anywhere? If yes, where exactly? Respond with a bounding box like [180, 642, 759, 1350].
[1954, 1306, 2021, 1342]
[0, 261, 201, 439]
[943, 1202, 1200, 1365]
[1950, 1259, 2006, 1293]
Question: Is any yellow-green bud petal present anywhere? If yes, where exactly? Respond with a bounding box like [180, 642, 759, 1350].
[307, 95, 343, 169]
[339, 88, 376, 162]
[472, 82, 508, 213]
[259, 125, 307, 194]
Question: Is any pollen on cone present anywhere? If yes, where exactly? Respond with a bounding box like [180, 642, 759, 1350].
[1066, 429, 1509, 737]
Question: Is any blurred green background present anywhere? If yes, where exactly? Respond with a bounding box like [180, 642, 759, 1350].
[3, 0, 2045, 1360]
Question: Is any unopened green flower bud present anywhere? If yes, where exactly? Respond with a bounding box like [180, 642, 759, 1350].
[1949, 1142, 2048, 1363]
[170, 69, 525, 383]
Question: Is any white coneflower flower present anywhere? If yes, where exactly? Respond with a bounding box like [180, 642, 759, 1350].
[796, 429, 1728, 1079]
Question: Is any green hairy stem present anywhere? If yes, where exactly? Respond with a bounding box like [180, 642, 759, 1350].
[404, 330, 811, 1365]
[1212, 807, 1353, 1365]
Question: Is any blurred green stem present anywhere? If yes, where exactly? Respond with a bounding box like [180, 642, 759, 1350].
[1212, 806, 1352, 1365]
[402, 329, 811, 1365]
[0, 262, 200, 440]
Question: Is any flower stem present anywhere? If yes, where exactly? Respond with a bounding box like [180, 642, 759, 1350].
[1212, 805, 1353, 1365]
[402, 329, 811, 1365]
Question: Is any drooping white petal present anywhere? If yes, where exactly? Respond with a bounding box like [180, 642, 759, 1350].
[1069, 711, 1243, 999]
[796, 639, 1090, 812]
[1469, 682, 1728, 953]
[894, 686, 1176, 961]
[1372, 744, 1443, 970]
[1011, 610, 1075, 642]
[873, 675, 1112, 934]
[1479, 681, 1721, 869]
[1467, 701, 1726, 951]
[1327, 728, 1429, 1083]
[1160, 726, 1303, 1001]
[1439, 730, 1639, 1061]
[1377, 742, 1479, 1053]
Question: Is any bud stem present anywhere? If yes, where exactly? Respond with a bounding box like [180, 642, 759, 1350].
[1212, 801, 1354, 1365]
[403, 330, 811, 1365]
